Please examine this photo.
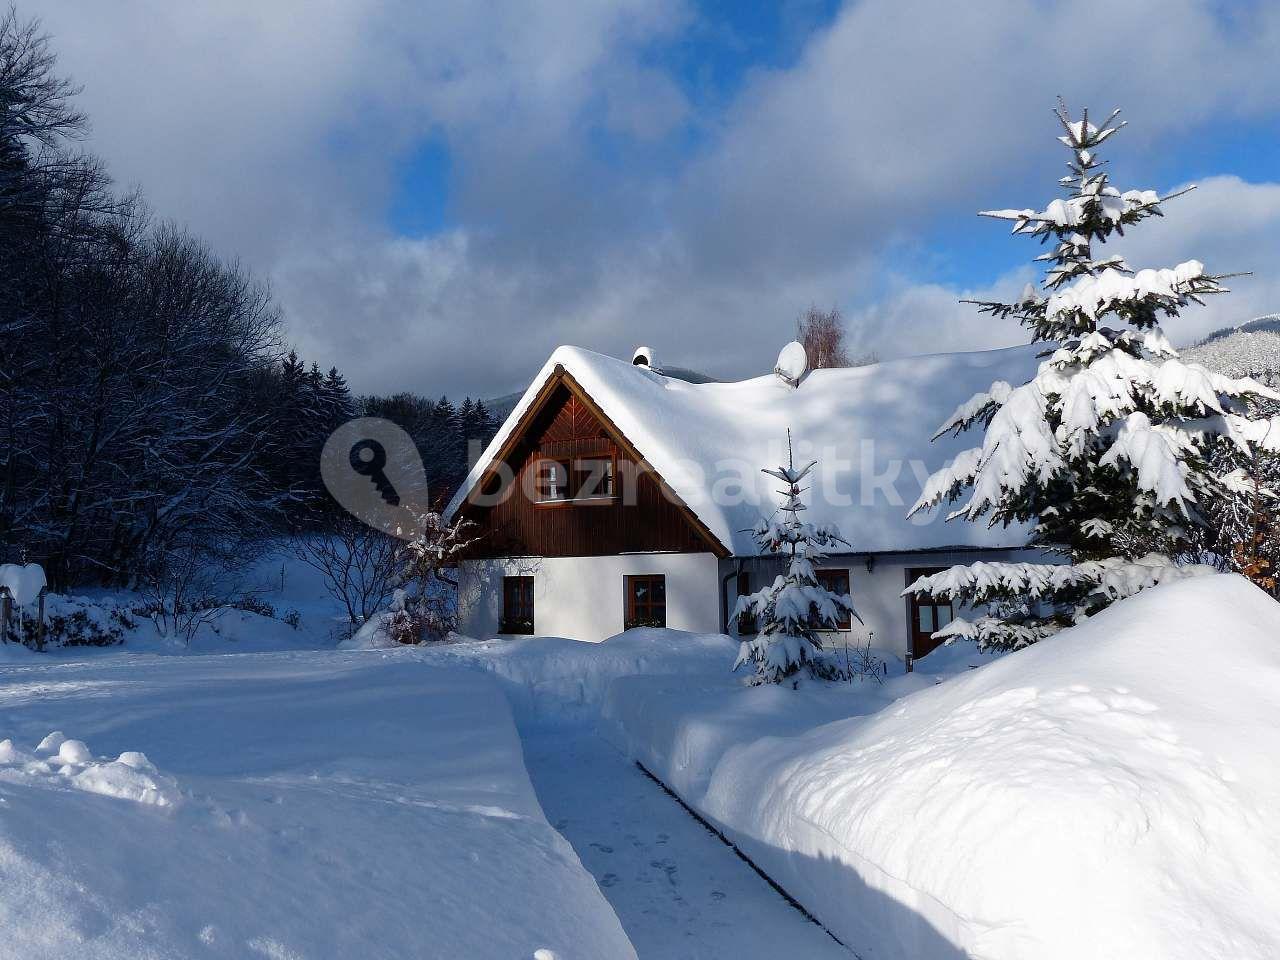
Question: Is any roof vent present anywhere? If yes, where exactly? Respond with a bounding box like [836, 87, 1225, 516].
[632, 346, 661, 372]
[774, 341, 808, 387]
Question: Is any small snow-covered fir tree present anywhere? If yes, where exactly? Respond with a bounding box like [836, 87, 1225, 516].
[907, 102, 1280, 649]
[734, 432, 859, 684]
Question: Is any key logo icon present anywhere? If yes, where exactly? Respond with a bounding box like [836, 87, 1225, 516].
[321, 418, 428, 538]
[349, 439, 398, 505]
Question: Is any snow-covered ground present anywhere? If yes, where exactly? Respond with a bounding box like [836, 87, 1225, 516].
[604, 575, 1280, 960]
[519, 726, 848, 959]
[0, 652, 635, 959]
[1, 543, 374, 661]
[6, 570, 1279, 959]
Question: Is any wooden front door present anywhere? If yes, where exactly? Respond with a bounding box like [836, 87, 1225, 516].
[905, 567, 954, 663]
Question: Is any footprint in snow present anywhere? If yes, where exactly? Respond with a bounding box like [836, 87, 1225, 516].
[600, 872, 620, 888]
[588, 842, 614, 854]
[649, 858, 679, 886]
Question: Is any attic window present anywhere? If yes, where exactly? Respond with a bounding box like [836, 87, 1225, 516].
[535, 459, 570, 501]
[574, 458, 615, 498]
[534, 455, 616, 504]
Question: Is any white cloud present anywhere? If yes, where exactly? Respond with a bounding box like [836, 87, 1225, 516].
[1110, 176, 1280, 344]
[30, 0, 1280, 397]
[854, 176, 1280, 359]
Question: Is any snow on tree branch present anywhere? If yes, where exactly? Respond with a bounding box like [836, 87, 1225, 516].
[907, 101, 1276, 649]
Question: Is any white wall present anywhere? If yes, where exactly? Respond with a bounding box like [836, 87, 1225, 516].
[458, 553, 723, 642]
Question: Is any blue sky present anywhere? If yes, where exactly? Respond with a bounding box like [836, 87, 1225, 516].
[36, 0, 1280, 396]
[386, 1, 848, 238]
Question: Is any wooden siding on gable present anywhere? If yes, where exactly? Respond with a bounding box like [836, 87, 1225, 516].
[461, 382, 716, 558]
[541, 392, 597, 444]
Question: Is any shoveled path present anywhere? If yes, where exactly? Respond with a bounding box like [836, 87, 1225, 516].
[520, 726, 851, 960]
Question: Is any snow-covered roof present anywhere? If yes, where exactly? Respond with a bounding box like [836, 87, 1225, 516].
[447, 343, 1046, 556]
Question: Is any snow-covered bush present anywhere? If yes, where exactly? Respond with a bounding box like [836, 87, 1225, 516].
[907, 103, 1280, 648]
[386, 512, 478, 644]
[127, 592, 300, 645]
[734, 434, 859, 684]
[42, 595, 134, 647]
[382, 587, 458, 646]
[1, 593, 139, 649]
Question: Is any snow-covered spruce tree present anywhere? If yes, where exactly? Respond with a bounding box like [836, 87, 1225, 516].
[734, 432, 859, 684]
[906, 103, 1280, 650]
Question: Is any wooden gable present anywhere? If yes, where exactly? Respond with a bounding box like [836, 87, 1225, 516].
[458, 371, 727, 559]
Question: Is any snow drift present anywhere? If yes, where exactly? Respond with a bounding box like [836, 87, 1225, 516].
[610, 575, 1280, 959]
[0, 656, 636, 960]
[0, 732, 181, 807]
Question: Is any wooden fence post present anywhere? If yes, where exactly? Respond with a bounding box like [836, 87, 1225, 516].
[0, 587, 9, 645]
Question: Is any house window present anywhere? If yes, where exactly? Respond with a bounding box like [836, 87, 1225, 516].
[625, 574, 666, 629]
[574, 457, 615, 499]
[814, 569, 852, 630]
[906, 567, 954, 661]
[534, 456, 616, 503]
[501, 576, 535, 634]
[735, 571, 757, 634]
[534, 459, 570, 501]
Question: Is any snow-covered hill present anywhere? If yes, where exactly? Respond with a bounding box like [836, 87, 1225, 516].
[1183, 314, 1280, 382]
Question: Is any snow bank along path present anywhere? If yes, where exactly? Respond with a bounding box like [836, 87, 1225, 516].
[0, 653, 635, 960]
[602, 575, 1280, 960]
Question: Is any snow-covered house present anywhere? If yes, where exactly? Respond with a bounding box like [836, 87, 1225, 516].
[444, 343, 1046, 667]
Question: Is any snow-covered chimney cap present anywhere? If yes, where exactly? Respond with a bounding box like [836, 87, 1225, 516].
[774, 341, 808, 387]
[632, 346, 661, 372]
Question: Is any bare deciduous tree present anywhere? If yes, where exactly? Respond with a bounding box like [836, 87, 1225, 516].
[2, 9, 295, 589]
[293, 518, 399, 633]
[796, 305, 851, 369]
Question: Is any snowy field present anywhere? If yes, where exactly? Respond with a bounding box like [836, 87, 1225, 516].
[0, 653, 634, 960]
[3, 573, 1279, 959]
